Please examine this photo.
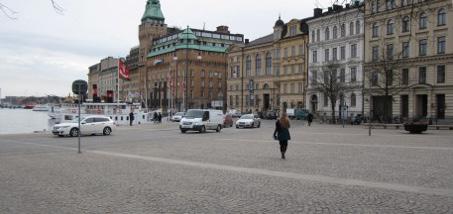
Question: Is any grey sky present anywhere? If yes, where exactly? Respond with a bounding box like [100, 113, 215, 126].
[0, 0, 334, 97]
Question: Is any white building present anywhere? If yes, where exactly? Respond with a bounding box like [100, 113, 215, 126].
[306, 3, 364, 119]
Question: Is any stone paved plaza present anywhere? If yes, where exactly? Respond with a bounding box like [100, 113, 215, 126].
[1, 121, 453, 213]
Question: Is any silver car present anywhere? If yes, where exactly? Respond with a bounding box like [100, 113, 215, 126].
[235, 114, 261, 129]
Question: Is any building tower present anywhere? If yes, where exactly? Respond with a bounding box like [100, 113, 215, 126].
[138, 0, 167, 65]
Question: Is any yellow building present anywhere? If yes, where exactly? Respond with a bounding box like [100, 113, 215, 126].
[227, 18, 309, 113]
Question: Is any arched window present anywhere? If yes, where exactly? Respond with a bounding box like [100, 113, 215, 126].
[246, 56, 252, 77]
[263, 83, 270, 90]
[372, 23, 379, 37]
[325, 27, 330, 40]
[265, 52, 272, 75]
[349, 22, 354, 35]
[341, 24, 346, 37]
[419, 12, 427, 29]
[351, 93, 357, 107]
[387, 19, 394, 35]
[356, 21, 361, 34]
[255, 54, 262, 76]
[438, 8, 446, 26]
[402, 16, 410, 32]
[333, 26, 338, 39]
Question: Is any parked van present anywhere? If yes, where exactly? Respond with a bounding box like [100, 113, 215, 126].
[180, 109, 224, 133]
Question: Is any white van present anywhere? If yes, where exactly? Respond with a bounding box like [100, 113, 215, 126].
[179, 109, 224, 133]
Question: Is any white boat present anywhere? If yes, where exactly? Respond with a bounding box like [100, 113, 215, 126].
[33, 104, 50, 111]
[51, 102, 153, 126]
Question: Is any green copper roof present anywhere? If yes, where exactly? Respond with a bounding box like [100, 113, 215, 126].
[178, 27, 197, 40]
[141, 0, 165, 22]
[147, 44, 228, 58]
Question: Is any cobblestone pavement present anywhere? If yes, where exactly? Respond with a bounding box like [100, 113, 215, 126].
[1, 121, 453, 213]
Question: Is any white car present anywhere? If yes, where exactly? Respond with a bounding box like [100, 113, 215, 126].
[180, 109, 224, 133]
[52, 116, 115, 137]
[171, 112, 185, 122]
[236, 114, 261, 129]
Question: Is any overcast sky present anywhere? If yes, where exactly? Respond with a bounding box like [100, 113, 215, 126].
[0, 0, 335, 97]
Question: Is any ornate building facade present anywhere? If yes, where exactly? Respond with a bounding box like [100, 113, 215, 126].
[364, 0, 453, 121]
[227, 18, 310, 113]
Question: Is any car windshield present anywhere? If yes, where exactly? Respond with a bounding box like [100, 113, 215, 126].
[175, 112, 185, 116]
[240, 115, 254, 119]
[184, 110, 203, 118]
[70, 117, 85, 123]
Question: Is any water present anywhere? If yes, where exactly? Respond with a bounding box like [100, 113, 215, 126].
[0, 109, 53, 135]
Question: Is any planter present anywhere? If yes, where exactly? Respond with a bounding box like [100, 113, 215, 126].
[404, 123, 428, 134]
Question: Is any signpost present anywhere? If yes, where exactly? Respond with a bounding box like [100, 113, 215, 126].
[72, 80, 88, 154]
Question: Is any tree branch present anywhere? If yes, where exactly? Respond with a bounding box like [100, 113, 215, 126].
[0, 3, 18, 20]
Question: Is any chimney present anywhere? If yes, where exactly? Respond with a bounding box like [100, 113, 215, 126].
[313, 8, 323, 17]
[346, 4, 350, 9]
[216, 25, 230, 34]
[333, 4, 343, 11]
[328, 7, 333, 12]
[245, 39, 250, 44]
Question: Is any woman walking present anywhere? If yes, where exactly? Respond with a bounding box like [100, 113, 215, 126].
[273, 112, 291, 159]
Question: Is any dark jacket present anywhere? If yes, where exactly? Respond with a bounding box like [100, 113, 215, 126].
[307, 113, 313, 122]
[274, 120, 291, 141]
[129, 113, 134, 120]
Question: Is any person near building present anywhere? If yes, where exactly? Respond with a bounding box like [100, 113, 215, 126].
[307, 112, 313, 126]
[273, 112, 291, 159]
[129, 111, 134, 126]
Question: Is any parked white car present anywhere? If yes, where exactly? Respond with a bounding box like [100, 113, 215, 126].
[52, 116, 115, 137]
[236, 114, 261, 129]
[171, 112, 185, 122]
[180, 109, 224, 133]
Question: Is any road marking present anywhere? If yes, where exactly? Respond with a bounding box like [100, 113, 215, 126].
[216, 138, 453, 151]
[4, 140, 453, 197]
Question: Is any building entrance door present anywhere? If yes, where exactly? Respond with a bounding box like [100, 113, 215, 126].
[311, 95, 318, 113]
[401, 95, 409, 119]
[416, 95, 428, 118]
[263, 94, 270, 111]
[436, 94, 445, 119]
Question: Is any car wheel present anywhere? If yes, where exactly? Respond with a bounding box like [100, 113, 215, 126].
[181, 129, 186, 133]
[200, 126, 206, 133]
[236, 126, 239, 129]
[58, 135, 64, 137]
[103, 127, 112, 136]
[216, 125, 221, 133]
[69, 128, 79, 137]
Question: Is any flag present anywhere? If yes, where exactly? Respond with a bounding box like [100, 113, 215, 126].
[118, 60, 130, 80]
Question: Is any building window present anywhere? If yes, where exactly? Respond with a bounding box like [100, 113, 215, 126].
[349, 22, 354, 35]
[387, 19, 394, 35]
[291, 46, 296, 57]
[255, 54, 261, 76]
[386, 0, 395, 10]
[298, 82, 303, 93]
[340, 46, 346, 60]
[402, 42, 410, 58]
[437, 65, 445, 83]
[340, 69, 345, 83]
[312, 70, 318, 85]
[312, 30, 316, 42]
[402, 69, 409, 85]
[438, 8, 446, 26]
[341, 24, 346, 37]
[325, 27, 330, 40]
[299, 45, 304, 56]
[289, 25, 297, 36]
[235, 95, 239, 106]
[351, 44, 357, 58]
[265, 53, 272, 75]
[402, 16, 410, 32]
[351, 93, 357, 107]
[419, 39, 427, 56]
[290, 83, 295, 94]
[274, 48, 281, 59]
[316, 29, 320, 42]
[372, 46, 379, 61]
[325, 49, 330, 61]
[372, 0, 380, 13]
[419, 67, 426, 84]
[284, 48, 288, 58]
[333, 26, 338, 39]
[333, 48, 338, 61]
[386, 44, 394, 60]
[372, 23, 379, 38]
[438, 37, 446, 55]
[356, 21, 361, 34]
[246, 56, 251, 77]
[351, 67, 357, 82]
[419, 12, 427, 29]
[323, 93, 328, 107]
[371, 71, 379, 86]
[313, 50, 318, 63]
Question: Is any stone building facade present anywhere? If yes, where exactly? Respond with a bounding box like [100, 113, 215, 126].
[364, 0, 453, 121]
[88, 57, 120, 103]
[227, 18, 310, 113]
[306, 4, 365, 118]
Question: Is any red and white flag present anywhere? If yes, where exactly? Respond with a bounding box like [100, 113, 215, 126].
[118, 59, 130, 80]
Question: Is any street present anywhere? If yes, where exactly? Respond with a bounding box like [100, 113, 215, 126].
[1, 121, 453, 213]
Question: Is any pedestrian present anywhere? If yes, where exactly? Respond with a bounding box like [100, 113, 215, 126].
[158, 113, 162, 123]
[307, 112, 313, 127]
[153, 112, 158, 124]
[129, 111, 134, 126]
[273, 112, 291, 160]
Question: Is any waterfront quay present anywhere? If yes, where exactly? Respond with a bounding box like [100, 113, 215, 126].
[1, 121, 453, 213]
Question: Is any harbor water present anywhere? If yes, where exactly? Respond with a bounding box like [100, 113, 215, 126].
[0, 109, 54, 135]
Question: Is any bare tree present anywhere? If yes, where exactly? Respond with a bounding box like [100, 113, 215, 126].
[313, 62, 349, 123]
[0, 0, 64, 19]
